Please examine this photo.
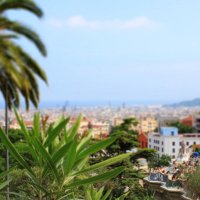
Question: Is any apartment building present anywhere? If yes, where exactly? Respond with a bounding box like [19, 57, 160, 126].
[69, 117, 110, 139]
[139, 117, 158, 133]
[148, 127, 200, 159]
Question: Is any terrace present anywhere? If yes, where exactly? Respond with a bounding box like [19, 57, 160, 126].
[144, 158, 200, 200]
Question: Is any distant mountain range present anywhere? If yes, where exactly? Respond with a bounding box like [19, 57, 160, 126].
[165, 98, 200, 107]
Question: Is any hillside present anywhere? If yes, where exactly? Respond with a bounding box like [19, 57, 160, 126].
[165, 98, 200, 107]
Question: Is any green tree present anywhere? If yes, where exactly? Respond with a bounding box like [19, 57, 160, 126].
[106, 118, 139, 155]
[130, 148, 157, 162]
[149, 154, 171, 169]
[169, 122, 194, 133]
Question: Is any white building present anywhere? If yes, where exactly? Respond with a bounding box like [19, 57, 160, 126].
[148, 127, 200, 160]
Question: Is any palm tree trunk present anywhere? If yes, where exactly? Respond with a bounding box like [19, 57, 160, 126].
[5, 82, 9, 200]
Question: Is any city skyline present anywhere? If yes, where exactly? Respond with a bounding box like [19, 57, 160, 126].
[7, 0, 200, 106]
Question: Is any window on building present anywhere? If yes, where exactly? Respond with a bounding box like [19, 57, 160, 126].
[149, 145, 151, 148]
[149, 138, 151, 142]
[162, 148, 164, 152]
[171, 131, 174, 136]
[161, 141, 164, 145]
[172, 155, 175, 159]
[172, 148, 175, 153]
[179, 142, 182, 146]
[172, 142, 175, 146]
[186, 142, 189, 146]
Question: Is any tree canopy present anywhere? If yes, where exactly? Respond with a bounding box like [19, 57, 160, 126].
[149, 154, 171, 169]
[169, 121, 194, 133]
[106, 118, 139, 155]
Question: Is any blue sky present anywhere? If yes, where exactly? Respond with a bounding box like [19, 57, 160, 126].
[8, 0, 200, 105]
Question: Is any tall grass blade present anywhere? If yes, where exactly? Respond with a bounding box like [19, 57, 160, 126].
[67, 166, 124, 187]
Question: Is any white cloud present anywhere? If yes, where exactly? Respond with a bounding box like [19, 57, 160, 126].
[47, 16, 159, 30]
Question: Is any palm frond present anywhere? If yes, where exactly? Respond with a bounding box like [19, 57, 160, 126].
[0, 0, 43, 17]
[0, 17, 46, 56]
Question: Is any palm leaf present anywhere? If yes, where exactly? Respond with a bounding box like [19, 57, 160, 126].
[0, 18, 46, 56]
[0, 0, 43, 17]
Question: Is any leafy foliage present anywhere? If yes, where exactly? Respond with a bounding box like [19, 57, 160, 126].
[131, 148, 157, 162]
[0, 129, 33, 172]
[185, 167, 200, 200]
[106, 118, 139, 155]
[149, 154, 171, 169]
[107, 159, 146, 199]
[169, 122, 194, 133]
[84, 186, 112, 200]
[0, 109, 130, 199]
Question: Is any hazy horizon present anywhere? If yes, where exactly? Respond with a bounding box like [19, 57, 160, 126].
[0, 98, 198, 109]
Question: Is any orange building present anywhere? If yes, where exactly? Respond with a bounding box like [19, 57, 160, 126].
[138, 128, 148, 148]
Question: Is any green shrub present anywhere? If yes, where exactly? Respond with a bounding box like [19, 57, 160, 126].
[186, 168, 200, 200]
[0, 109, 131, 199]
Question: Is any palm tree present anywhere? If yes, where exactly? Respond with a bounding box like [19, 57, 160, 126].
[0, 0, 47, 109]
[0, 1, 48, 199]
[0, 38, 47, 108]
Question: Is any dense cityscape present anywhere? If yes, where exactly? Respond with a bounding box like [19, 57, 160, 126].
[4, 104, 200, 155]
